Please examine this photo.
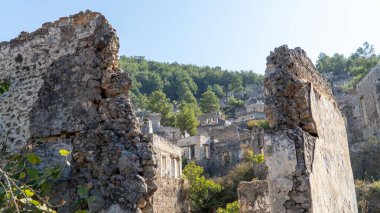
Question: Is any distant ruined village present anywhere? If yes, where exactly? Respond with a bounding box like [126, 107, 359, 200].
[1, 11, 380, 213]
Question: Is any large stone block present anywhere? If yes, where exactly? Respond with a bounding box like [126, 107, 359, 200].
[264, 46, 357, 213]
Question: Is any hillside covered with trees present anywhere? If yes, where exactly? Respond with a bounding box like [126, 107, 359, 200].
[118, 56, 264, 134]
[316, 42, 380, 90]
[119, 56, 264, 105]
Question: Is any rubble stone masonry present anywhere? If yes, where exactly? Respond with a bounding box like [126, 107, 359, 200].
[0, 11, 156, 212]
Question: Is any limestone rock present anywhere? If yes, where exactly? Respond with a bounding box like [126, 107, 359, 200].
[264, 45, 357, 213]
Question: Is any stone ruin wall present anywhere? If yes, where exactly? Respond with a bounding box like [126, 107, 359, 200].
[0, 11, 156, 212]
[238, 181, 270, 213]
[263, 46, 357, 212]
[341, 66, 380, 145]
[201, 126, 266, 177]
[151, 178, 188, 213]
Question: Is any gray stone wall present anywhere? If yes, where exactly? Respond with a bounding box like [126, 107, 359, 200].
[150, 134, 182, 178]
[203, 140, 242, 176]
[264, 46, 357, 212]
[147, 134, 184, 213]
[341, 66, 380, 144]
[238, 181, 270, 213]
[151, 178, 188, 213]
[0, 11, 156, 212]
[201, 127, 264, 177]
[339, 66, 380, 180]
[209, 124, 240, 143]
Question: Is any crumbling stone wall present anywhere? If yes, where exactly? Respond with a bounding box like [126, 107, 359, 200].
[264, 46, 357, 212]
[151, 178, 188, 213]
[340, 66, 380, 145]
[143, 133, 184, 212]
[238, 181, 270, 213]
[339, 66, 380, 180]
[201, 127, 265, 177]
[0, 11, 156, 212]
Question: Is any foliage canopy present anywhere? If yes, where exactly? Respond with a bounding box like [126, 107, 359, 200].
[183, 162, 222, 213]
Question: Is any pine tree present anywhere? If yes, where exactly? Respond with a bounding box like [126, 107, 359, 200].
[148, 90, 174, 126]
[200, 89, 220, 113]
[176, 104, 199, 136]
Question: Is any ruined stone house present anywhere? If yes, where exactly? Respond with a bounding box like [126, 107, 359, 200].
[139, 113, 186, 212]
[339, 66, 380, 145]
[323, 72, 353, 96]
[141, 112, 265, 178]
[140, 113, 182, 142]
[197, 111, 228, 127]
[234, 102, 265, 122]
[147, 134, 186, 213]
[177, 134, 211, 161]
[178, 125, 265, 177]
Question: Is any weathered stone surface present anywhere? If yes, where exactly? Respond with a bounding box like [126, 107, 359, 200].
[264, 45, 357, 213]
[238, 181, 270, 213]
[0, 11, 156, 212]
[151, 178, 188, 213]
[340, 66, 380, 145]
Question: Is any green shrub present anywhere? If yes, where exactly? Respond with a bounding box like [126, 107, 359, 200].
[351, 137, 380, 180]
[243, 149, 265, 164]
[247, 119, 270, 130]
[227, 96, 244, 107]
[183, 162, 222, 213]
[355, 180, 380, 213]
[0, 149, 70, 212]
[212, 149, 266, 210]
[0, 81, 10, 95]
[216, 201, 239, 213]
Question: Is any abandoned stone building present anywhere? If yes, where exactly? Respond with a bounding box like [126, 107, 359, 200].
[234, 102, 265, 122]
[139, 114, 187, 213]
[323, 72, 353, 96]
[339, 66, 380, 145]
[140, 112, 265, 177]
[177, 134, 210, 160]
[142, 113, 183, 142]
[197, 111, 229, 127]
[148, 134, 185, 213]
[202, 128, 264, 177]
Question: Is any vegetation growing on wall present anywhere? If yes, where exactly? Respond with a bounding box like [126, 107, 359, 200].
[247, 119, 270, 130]
[0, 81, 10, 95]
[212, 149, 266, 209]
[216, 201, 239, 213]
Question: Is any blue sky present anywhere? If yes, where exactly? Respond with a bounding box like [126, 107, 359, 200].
[1, 0, 380, 74]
